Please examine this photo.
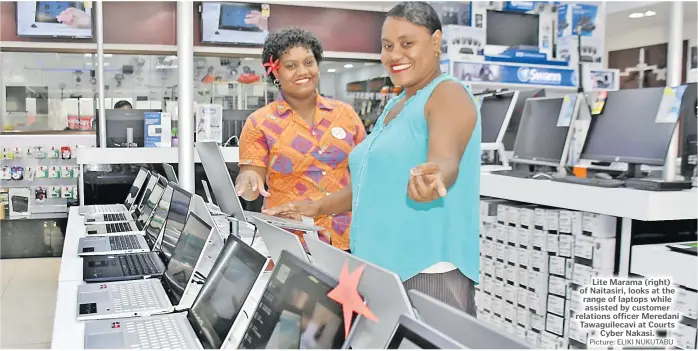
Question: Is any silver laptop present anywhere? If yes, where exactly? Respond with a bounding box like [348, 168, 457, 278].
[251, 217, 311, 264]
[195, 141, 323, 232]
[409, 290, 533, 349]
[77, 211, 215, 321]
[162, 162, 179, 183]
[78, 168, 150, 215]
[84, 174, 160, 224]
[304, 235, 415, 349]
[84, 181, 165, 237]
[84, 223, 269, 349]
[78, 185, 174, 256]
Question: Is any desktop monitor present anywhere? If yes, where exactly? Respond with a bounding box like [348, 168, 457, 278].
[486, 10, 539, 48]
[409, 290, 532, 349]
[502, 89, 546, 151]
[186, 230, 269, 349]
[386, 315, 464, 349]
[511, 96, 575, 168]
[95, 109, 161, 147]
[144, 185, 174, 249]
[159, 184, 194, 264]
[238, 250, 355, 349]
[680, 83, 697, 178]
[480, 91, 518, 149]
[580, 87, 672, 167]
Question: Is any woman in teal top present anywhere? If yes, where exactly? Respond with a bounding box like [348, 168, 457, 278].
[265, 1, 481, 315]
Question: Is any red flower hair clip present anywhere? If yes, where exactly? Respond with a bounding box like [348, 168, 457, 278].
[263, 56, 280, 77]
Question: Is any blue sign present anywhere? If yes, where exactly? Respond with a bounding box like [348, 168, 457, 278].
[452, 61, 577, 87]
[503, 1, 541, 12]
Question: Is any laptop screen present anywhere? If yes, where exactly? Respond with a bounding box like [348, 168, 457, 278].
[124, 169, 149, 209]
[162, 213, 212, 306]
[135, 184, 164, 230]
[144, 186, 173, 249]
[186, 232, 268, 349]
[196, 141, 246, 220]
[159, 186, 192, 265]
[239, 251, 349, 349]
[134, 175, 159, 217]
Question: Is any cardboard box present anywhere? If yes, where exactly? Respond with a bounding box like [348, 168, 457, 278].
[558, 234, 574, 258]
[581, 212, 616, 238]
[545, 312, 565, 337]
[549, 256, 567, 277]
[548, 275, 568, 297]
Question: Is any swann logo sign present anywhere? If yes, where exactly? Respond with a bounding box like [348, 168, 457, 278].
[517, 67, 563, 84]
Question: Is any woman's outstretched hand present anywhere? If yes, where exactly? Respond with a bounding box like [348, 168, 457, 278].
[407, 162, 448, 202]
[263, 201, 319, 220]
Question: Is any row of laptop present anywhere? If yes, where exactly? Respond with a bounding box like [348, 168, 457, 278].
[70, 141, 531, 349]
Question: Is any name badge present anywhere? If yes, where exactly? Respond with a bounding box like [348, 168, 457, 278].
[331, 127, 346, 140]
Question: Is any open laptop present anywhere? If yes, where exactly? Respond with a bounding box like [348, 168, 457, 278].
[252, 217, 311, 264]
[78, 185, 174, 256]
[305, 235, 415, 349]
[78, 168, 150, 215]
[162, 162, 179, 183]
[195, 141, 323, 232]
[82, 185, 194, 283]
[409, 290, 532, 349]
[386, 315, 465, 349]
[238, 250, 359, 349]
[84, 180, 165, 237]
[84, 173, 160, 224]
[83, 223, 269, 349]
[77, 211, 216, 321]
[666, 242, 698, 256]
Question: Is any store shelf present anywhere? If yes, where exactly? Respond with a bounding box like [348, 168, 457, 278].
[480, 173, 697, 221]
[630, 243, 697, 290]
[76, 147, 240, 165]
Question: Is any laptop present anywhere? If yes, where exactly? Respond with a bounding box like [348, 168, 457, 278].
[84, 173, 160, 224]
[162, 162, 179, 183]
[386, 315, 465, 349]
[84, 181, 165, 236]
[195, 141, 323, 232]
[409, 290, 532, 349]
[83, 223, 269, 349]
[77, 211, 216, 321]
[252, 217, 311, 264]
[305, 235, 415, 349]
[77, 185, 173, 256]
[82, 185, 194, 283]
[238, 250, 359, 349]
[79, 168, 150, 215]
[666, 242, 698, 256]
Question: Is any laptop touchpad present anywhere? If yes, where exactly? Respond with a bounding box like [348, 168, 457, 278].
[85, 332, 126, 349]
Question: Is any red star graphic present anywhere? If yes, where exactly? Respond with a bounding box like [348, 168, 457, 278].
[326, 261, 379, 338]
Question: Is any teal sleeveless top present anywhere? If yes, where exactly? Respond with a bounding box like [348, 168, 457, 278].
[348, 74, 481, 282]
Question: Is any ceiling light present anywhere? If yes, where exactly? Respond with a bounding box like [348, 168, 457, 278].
[628, 12, 644, 18]
[344, 64, 354, 68]
[644, 10, 656, 17]
[243, 57, 254, 61]
[327, 68, 337, 73]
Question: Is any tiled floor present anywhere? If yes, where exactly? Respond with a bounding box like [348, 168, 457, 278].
[0, 258, 60, 349]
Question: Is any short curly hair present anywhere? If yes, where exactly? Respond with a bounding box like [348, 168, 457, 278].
[262, 27, 324, 81]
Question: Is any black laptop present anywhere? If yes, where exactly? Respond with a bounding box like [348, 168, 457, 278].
[666, 242, 698, 256]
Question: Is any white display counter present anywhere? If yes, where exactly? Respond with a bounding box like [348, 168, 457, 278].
[630, 243, 697, 290]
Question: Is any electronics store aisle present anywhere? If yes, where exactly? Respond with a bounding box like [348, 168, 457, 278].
[0, 258, 59, 349]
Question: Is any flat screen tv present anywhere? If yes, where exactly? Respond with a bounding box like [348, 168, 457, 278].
[16, 1, 93, 39]
[200, 2, 269, 45]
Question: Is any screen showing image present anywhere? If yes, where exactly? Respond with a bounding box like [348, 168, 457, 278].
[124, 170, 148, 208]
[159, 188, 191, 264]
[17, 1, 93, 38]
[480, 93, 515, 143]
[145, 187, 173, 249]
[201, 2, 269, 45]
[187, 236, 267, 349]
[136, 185, 164, 228]
[512, 98, 567, 164]
[486, 10, 539, 48]
[239, 255, 347, 349]
[162, 214, 211, 306]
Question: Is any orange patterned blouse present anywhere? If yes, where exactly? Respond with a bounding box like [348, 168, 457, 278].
[239, 94, 366, 250]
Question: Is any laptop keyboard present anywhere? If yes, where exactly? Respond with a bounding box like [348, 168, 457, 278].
[109, 236, 141, 251]
[119, 254, 158, 276]
[212, 216, 230, 237]
[94, 204, 121, 213]
[104, 213, 129, 222]
[111, 281, 164, 313]
[106, 222, 132, 233]
[123, 316, 188, 349]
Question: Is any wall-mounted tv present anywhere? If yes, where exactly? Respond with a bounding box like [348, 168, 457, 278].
[200, 2, 269, 45]
[16, 1, 93, 39]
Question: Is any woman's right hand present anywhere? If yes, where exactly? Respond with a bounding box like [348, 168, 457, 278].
[263, 201, 319, 220]
[235, 170, 269, 201]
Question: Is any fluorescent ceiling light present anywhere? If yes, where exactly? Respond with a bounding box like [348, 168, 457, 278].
[243, 57, 254, 60]
[344, 64, 354, 68]
[84, 53, 112, 58]
[327, 68, 337, 73]
[628, 12, 644, 18]
[644, 10, 656, 17]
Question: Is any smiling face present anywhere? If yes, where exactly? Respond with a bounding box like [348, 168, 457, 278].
[276, 46, 320, 99]
[381, 16, 442, 89]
